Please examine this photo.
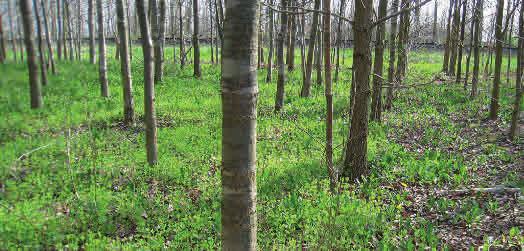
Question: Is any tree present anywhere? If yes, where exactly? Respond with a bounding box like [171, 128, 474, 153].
[334, 0, 346, 82]
[7, 0, 18, 62]
[153, 0, 167, 83]
[179, 0, 185, 67]
[275, 0, 288, 112]
[471, 0, 483, 97]
[40, 0, 56, 74]
[266, 0, 275, 83]
[20, 0, 43, 108]
[0, 14, 7, 63]
[299, 0, 320, 97]
[322, 0, 336, 191]
[448, 0, 460, 75]
[370, 0, 388, 121]
[385, 0, 399, 110]
[489, 0, 504, 120]
[97, 0, 109, 97]
[395, 0, 410, 87]
[137, 0, 159, 166]
[342, 0, 373, 180]
[221, 0, 258, 249]
[89, 0, 96, 64]
[116, 0, 135, 125]
[57, 0, 62, 59]
[509, 1, 523, 141]
[455, 0, 467, 83]
[193, 0, 201, 78]
[433, 0, 438, 42]
[442, 0, 454, 72]
[32, 0, 48, 86]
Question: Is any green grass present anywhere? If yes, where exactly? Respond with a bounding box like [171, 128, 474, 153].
[0, 46, 521, 249]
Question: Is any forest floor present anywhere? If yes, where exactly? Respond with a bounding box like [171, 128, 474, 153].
[0, 47, 522, 249]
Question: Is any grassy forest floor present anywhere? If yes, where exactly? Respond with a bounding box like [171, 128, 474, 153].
[0, 47, 523, 249]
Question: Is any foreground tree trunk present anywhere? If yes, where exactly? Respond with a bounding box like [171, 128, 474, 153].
[395, 0, 410, 87]
[116, 0, 135, 125]
[370, 0, 388, 121]
[221, 0, 258, 249]
[385, 0, 399, 110]
[489, 0, 504, 120]
[89, 0, 96, 64]
[97, 0, 109, 97]
[20, 0, 43, 108]
[471, 0, 483, 97]
[137, 0, 159, 166]
[275, 0, 288, 112]
[509, 3, 523, 141]
[322, 0, 336, 191]
[300, 0, 320, 97]
[33, 0, 48, 86]
[193, 0, 201, 78]
[342, 0, 373, 180]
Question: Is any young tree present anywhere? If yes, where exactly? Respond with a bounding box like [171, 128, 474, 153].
[20, 0, 43, 108]
[88, 0, 96, 64]
[179, 0, 185, 67]
[342, 0, 373, 180]
[116, 0, 135, 125]
[370, 0, 388, 121]
[97, 0, 109, 97]
[322, 0, 336, 191]
[300, 0, 320, 97]
[0, 14, 7, 63]
[7, 0, 18, 62]
[275, 0, 288, 112]
[448, 0, 461, 75]
[266, 0, 275, 83]
[193, 0, 201, 78]
[471, 0, 483, 97]
[509, 1, 523, 141]
[57, 0, 62, 59]
[32, 0, 48, 86]
[221, 0, 258, 249]
[40, 0, 56, 74]
[442, 0, 454, 72]
[455, 0, 467, 83]
[489, 0, 504, 120]
[137, 0, 159, 166]
[334, 0, 346, 82]
[154, 0, 167, 83]
[384, 0, 399, 110]
[433, 0, 438, 43]
[395, 0, 410, 87]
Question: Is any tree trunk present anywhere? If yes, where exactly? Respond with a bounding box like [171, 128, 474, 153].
[193, 0, 201, 78]
[57, 0, 62, 60]
[7, 0, 17, 62]
[509, 1, 523, 141]
[287, 6, 296, 71]
[179, 0, 185, 67]
[385, 0, 399, 110]
[65, 0, 73, 61]
[20, 0, 43, 108]
[471, 0, 483, 97]
[448, 0, 461, 75]
[315, 13, 322, 85]
[154, 0, 167, 83]
[209, 0, 214, 64]
[322, 0, 336, 191]
[443, 0, 454, 72]
[137, 0, 159, 166]
[300, 0, 320, 97]
[40, 0, 56, 74]
[506, 2, 514, 86]
[0, 15, 7, 63]
[455, 0, 467, 83]
[342, 0, 373, 180]
[489, 0, 504, 120]
[117, 0, 135, 125]
[464, 0, 476, 89]
[370, 0, 388, 122]
[32, 0, 48, 86]
[433, 0, 438, 43]
[221, 0, 258, 249]
[89, 0, 96, 63]
[97, 0, 109, 97]
[334, 0, 345, 83]
[274, 0, 288, 112]
[266, 0, 275, 82]
[395, 0, 410, 87]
